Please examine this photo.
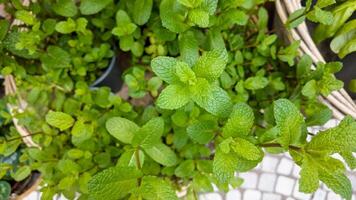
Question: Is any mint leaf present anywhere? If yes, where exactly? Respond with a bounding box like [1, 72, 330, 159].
[201, 0, 218, 15]
[302, 80, 317, 98]
[112, 10, 137, 37]
[11, 166, 31, 181]
[40, 46, 71, 69]
[55, 18, 76, 34]
[244, 76, 269, 90]
[231, 138, 262, 161]
[223, 103, 254, 138]
[340, 151, 356, 170]
[80, 0, 111, 15]
[156, 84, 190, 109]
[299, 156, 319, 193]
[151, 56, 180, 84]
[297, 55, 312, 79]
[213, 149, 238, 183]
[0, 20, 10, 41]
[192, 79, 232, 117]
[274, 99, 304, 149]
[187, 120, 216, 144]
[140, 176, 178, 200]
[132, 117, 164, 149]
[179, 31, 199, 66]
[15, 10, 36, 25]
[106, 117, 139, 144]
[193, 50, 227, 82]
[175, 62, 197, 84]
[132, 0, 153, 25]
[52, 0, 77, 17]
[160, 0, 190, 33]
[0, 181, 11, 200]
[307, 7, 333, 25]
[88, 167, 142, 200]
[45, 111, 74, 131]
[174, 160, 195, 177]
[144, 143, 177, 166]
[306, 116, 356, 154]
[188, 9, 210, 28]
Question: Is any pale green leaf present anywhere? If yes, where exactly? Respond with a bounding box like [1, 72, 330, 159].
[274, 99, 304, 149]
[151, 56, 180, 84]
[302, 80, 317, 98]
[80, 0, 111, 15]
[45, 111, 74, 131]
[244, 76, 269, 90]
[144, 143, 177, 166]
[106, 117, 139, 144]
[132, 0, 153, 25]
[193, 50, 227, 82]
[299, 156, 319, 193]
[178, 31, 199, 66]
[222, 103, 254, 138]
[231, 138, 262, 161]
[52, 0, 77, 17]
[174, 160, 195, 177]
[178, 0, 202, 8]
[11, 166, 31, 181]
[156, 84, 191, 109]
[213, 149, 238, 183]
[88, 167, 142, 200]
[187, 120, 216, 144]
[140, 176, 178, 200]
[188, 9, 210, 28]
[160, 0, 190, 33]
[132, 117, 164, 149]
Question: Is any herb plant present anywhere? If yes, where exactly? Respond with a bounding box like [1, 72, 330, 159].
[0, 0, 355, 200]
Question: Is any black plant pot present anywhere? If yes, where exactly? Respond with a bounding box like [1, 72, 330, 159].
[90, 55, 124, 93]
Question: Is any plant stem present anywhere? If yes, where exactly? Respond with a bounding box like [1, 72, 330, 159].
[135, 149, 142, 169]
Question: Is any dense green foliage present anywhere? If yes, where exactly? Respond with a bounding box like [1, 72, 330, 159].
[0, 0, 355, 200]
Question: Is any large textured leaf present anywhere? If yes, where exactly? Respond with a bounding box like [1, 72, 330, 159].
[222, 103, 254, 138]
[156, 84, 191, 109]
[160, 0, 190, 33]
[144, 143, 177, 166]
[151, 56, 180, 84]
[192, 79, 232, 117]
[187, 120, 216, 144]
[88, 167, 142, 200]
[140, 176, 178, 200]
[192, 50, 227, 82]
[106, 117, 139, 144]
[299, 156, 319, 193]
[178, 31, 199, 66]
[213, 149, 238, 183]
[306, 116, 356, 154]
[188, 9, 210, 28]
[45, 111, 74, 131]
[132, 117, 164, 148]
[274, 99, 304, 149]
[80, 0, 111, 15]
[52, 0, 77, 17]
[132, 0, 153, 25]
[231, 138, 262, 161]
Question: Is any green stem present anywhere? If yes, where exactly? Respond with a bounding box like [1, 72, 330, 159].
[260, 143, 302, 151]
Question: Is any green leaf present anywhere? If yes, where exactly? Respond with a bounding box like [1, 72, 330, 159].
[55, 18, 76, 34]
[175, 62, 197, 84]
[106, 117, 139, 144]
[339, 37, 356, 58]
[319, 73, 343, 96]
[193, 50, 227, 82]
[340, 151, 356, 170]
[213, 149, 238, 183]
[244, 76, 269, 90]
[112, 10, 137, 37]
[349, 79, 356, 93]
[274, 99, 304, 149]
[302, 80, 317, 98]
[174, 160, 195, 177]
[222, 103, 254, 138]
[306, 116, 356, 155]
[45, 111, 74, 131]
[178, 0, 202, 8]
[277, 41, 300, 66]
[151, 56, 180, 84]
[88, 167, 142, 200]
[316, 0, 336, 8]
[192, 79, 232, 117]
[0, 20, 10, 41]
[156, 84, 191, 109]
[40, 46, 71, 69]
[200, 0, 218, 15]
[299, 156, 319, 193]
[188, 9, 210, 28]
[80, 0, 111, 15]
[144, 143, 177, 166]
[187, 120, 216, 144]
[15, 10, 36, 25]
[330, 20, 356, 56]
[140, 176, 178, 200]
[132, 0, 153, 25]
[286, 8, 306, 29]
[52, 0, 78, 17]
[297, 55, 312, 79]
[307, 7, 333, 25]
[231, 138, 262, 161]
[11, 166, 31, 181]
[160, 0, 190, 33]
[0, 181, 11, 200]
[179, 31, 199, 66]
[132, 117, 164, 149]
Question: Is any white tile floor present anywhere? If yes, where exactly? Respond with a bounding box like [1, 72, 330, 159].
[23, 119, 356, 200]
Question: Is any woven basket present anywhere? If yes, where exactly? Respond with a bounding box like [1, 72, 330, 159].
[275, 0, 356, 120]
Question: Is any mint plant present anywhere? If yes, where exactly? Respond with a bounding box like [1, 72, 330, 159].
[0, 0, 355, 200]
